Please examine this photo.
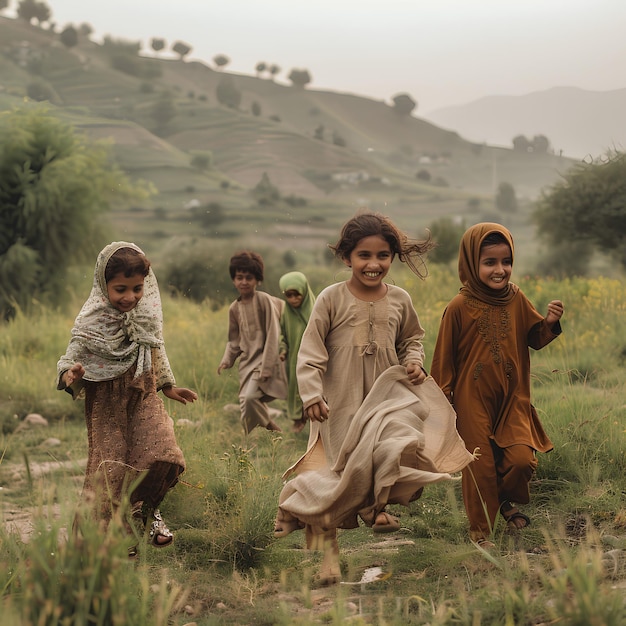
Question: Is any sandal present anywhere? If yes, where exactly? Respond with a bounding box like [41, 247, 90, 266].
[266, 420, 282, 432]
[500, 501, 531, 530]
[372, 510, 401, 534]
[149, 509, 174, 547]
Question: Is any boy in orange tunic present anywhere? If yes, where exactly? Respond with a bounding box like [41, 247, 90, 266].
[431, 223, 564, 547]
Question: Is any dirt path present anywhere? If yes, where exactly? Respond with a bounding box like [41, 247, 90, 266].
[1, 458, 86, 543]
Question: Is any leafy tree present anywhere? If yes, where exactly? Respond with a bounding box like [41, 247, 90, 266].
[59, 25, 78, 48]
[213, 54, 230, 70]
[288, 68, 311, 88]
[151, 38, 166, 53]
[495, 181, 518, 213]
[150, 91, 177, 127]
[426, 217, 466, 265]
[17, 0, 50, 24]
[215, 75, 241, 109]
[512, 135, 531, 152]
[78, 22, 93, 37]
[172, 40, 192, 60]
[0, 107, 146, 318]
[532, 134, 550, 154]
[269, 64, 280, 80]
[534, 152, 626, 270]
[255, 61, 267, 76]
[252, 172, 280, 205]
[391, 93, 417, 116]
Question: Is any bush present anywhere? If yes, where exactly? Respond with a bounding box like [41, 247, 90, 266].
[425, 217, 466, 265]
[216, 76, 241, 109]
[26, 79, 55, 102]
[190, 150, 213, 171]
[162, 243, 234, 308]
[189, 202, 224, 228]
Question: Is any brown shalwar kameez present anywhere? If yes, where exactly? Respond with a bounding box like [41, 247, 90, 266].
[430, 223, 561, 542]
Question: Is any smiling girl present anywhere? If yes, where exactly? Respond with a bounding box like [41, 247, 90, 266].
[431, 223, 564, 548]
[57, 242, 197, 555]
[273, 212, 474, 585]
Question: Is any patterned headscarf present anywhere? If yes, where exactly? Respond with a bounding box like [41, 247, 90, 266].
[57, 241, 165, 382]
[458, 223, 518, 306]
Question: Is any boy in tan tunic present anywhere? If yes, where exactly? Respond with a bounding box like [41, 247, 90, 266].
[218, 250, 287, 433]
[431, 223, 564, 546]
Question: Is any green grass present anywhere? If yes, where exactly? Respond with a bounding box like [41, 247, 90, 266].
[2, 268, 626, 624]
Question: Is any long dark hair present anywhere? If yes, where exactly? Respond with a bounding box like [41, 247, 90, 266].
[330, 211, 434, 278]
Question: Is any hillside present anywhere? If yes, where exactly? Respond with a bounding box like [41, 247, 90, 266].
[423, 86, 626, 159]
[0, 15, 578, 262]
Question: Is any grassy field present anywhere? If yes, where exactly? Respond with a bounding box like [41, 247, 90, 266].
[2, 264, 626, 625]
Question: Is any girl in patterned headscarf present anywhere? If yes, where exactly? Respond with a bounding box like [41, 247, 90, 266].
[431, 223, 564, 548]
[278, 271, 316, 432]
[57, 242, 197, 554]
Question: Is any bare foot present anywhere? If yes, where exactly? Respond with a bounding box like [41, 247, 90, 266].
[316, 538, 341, 586]
[266, 420, 282, 432]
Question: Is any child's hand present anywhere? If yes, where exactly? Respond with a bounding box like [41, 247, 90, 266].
[546, 300, 564, 326]
[64, 363, 85, 387]
[305, 400, 330, 422]
[162, 386, 198, 405]
[406, 362, 427, 385]
[217, 363, 229, 375]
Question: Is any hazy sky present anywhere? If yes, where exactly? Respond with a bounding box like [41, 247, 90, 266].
[24, 0, 626, 112]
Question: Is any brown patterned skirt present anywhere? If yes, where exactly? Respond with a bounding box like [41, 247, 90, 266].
[81, 366, 185, 522]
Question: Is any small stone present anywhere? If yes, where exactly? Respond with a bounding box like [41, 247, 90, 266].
[24, 413, 48, 426]
[41, 438, 61, 447]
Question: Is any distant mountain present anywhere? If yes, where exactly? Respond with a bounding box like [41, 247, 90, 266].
[423, 87, 626, 159]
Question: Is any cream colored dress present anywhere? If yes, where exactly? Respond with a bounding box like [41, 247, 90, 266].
[277, 282, 474, 530]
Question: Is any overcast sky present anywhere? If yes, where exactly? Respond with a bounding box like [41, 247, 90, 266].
[22, 0, 626, 112]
